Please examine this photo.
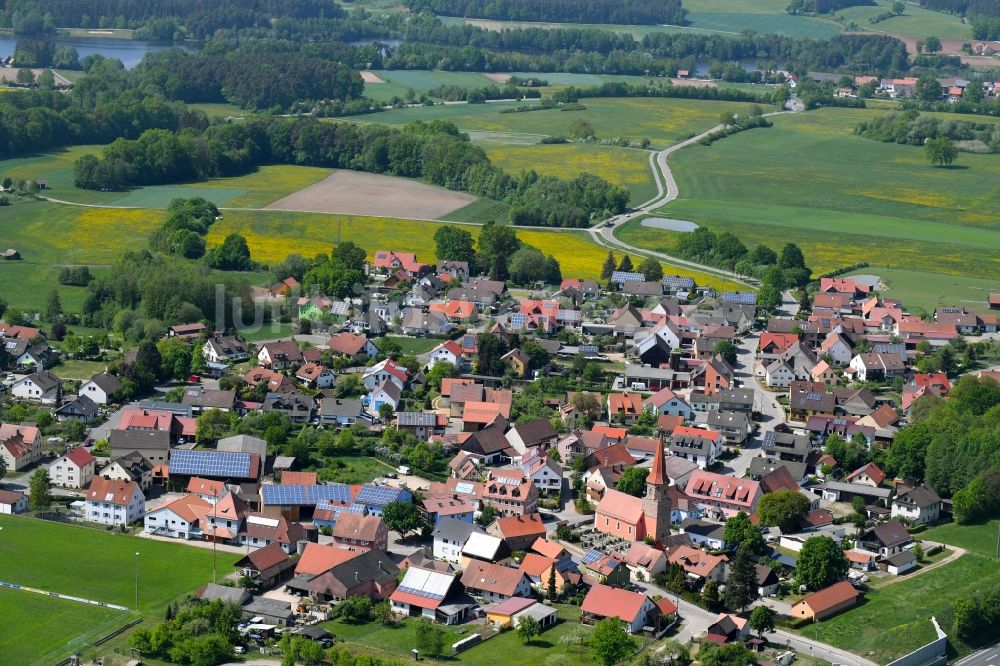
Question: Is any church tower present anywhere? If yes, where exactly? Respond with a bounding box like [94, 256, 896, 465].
[642, 436, 672, 545]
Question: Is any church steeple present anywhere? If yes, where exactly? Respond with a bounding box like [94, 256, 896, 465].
[642, 436, 671, 545]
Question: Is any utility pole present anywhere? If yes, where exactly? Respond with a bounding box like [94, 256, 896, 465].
[134, 552, 140, 613]
[212, 488, 218, 583]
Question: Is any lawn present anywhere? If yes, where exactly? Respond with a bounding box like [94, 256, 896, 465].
[51, 359, 109, 380]
[835, 0, 972, 39]
[639, 108, 1000, 280]
[378, 335, 443, 355]
[0, 589, 129, 664]
[441, 199, 510, 224]
[814, 520, 1000, 663]
[845, 267, 999, 313]
[0, 145, 122, 205]
[315, 455, 396, 484]
[484, 143, 657, 205]
[352, 97, 764, 149]
[325, 604, 599, 664]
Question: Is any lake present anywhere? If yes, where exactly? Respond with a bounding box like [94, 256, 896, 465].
[0, 35, 190, 69]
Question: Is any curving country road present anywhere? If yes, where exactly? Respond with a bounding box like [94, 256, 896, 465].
[588, 106, 797, 288]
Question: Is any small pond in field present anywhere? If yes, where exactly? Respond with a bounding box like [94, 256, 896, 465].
[641, 217, 699, 232]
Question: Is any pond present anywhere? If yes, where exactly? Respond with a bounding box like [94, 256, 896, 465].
[0, 34, 192, 69]
[641, 217, 699, 232]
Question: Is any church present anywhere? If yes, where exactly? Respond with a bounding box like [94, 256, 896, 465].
[593, 438, 671, 545]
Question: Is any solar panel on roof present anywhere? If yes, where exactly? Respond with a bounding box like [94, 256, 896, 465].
[169, 450, 252, 478]
[557, 310, 582, 322]
[356, 484, 409, 507]
[611, 271, 643, 283]
[722, 292, 756, 304]
[455, 482, 474, 495]
[807, 393, 823, 401]
[510, 313, 527, 329]
[582, 549, 603, 566]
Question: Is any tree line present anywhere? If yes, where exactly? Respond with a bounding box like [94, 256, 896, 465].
[133, 50, 363, 110]
[403, 0, 686, 26]
[855, 110, 1000, 153]
[786, 0, 874, 15]
[0, 0, 342, 39]
[73, 118, 629, 227]
[918, 0, 1000, 19]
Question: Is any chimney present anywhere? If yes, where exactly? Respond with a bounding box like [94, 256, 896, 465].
[378, 561, 386, 573]
[355, 571, 360, 582]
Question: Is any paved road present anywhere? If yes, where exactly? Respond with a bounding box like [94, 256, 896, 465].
[955, 641, 1000, 666]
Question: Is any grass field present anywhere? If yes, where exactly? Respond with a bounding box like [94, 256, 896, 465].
[441, 199, 510, 224]
[0, 145, 122, 205]
[846, 267, 998, 313]
[316, 455, 395, 484]
[815, 520, 1000, 662]
[629, 108, 1000, 281]
[484, 142, 657, 205]
[0, 590, 128, 664]
[378, 335, 443, 355]
[352, 97, 764, 149]
[51, 359, 109, 380]
[326, 604, 601, 665]
[0, 515, 237, 663]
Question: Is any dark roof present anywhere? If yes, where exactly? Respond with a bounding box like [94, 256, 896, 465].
[322, 549, 399, 587]
[433, 517, 485, 544]
[319, 398, 363, 418]
[894, 484, 941, 509]
[681, 519, 725, 540]
[87, 373, 123, 395]
[56, 394, 100, 418]
[510, 418, 557, 446]
[868, 520, 912, 548]
[884, 550, 917, 567]
[182, 387, 236, 410]
[109, 429, 170, 452]
[461, 419, 511, 456]
[747, 457, 807, 481]
[755, 564, 779, 586]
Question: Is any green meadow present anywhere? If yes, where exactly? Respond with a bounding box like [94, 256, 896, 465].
[620, 108, 1000, 281]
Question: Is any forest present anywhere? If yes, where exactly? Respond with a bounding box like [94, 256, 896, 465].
[72, 118, 629, 228]
[0, 0, 341, 38]
[918, 0, 1000, 19]
[402, 0, 686, 26]
[786, 0, 874, 15]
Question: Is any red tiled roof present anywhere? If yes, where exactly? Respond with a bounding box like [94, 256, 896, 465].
[86, 477, 140, 506]
[591, 425, 628, 440]
[846, 462, 886, 486]
[493, 513, 545, 539]
[794, 581, 860, 615]
[281, 471, 319, 486]
[461, 561, 527, 596]
[64, 446, 96, 468]
[187, 477, 226, 497]
[332, 513, 384, 543]
[581, 583, 649, 623]
[519, 553, 555, 577]
[595, 488, 644, 523]
[531, 537, 565, 560]
[295, 543, 360, 575]
[328, 332, 370, 356]
[488, 596, 536, 616]
[244, 540, 290, 572]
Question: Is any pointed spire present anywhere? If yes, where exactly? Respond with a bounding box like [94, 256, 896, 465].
[647, 436, 667, 486]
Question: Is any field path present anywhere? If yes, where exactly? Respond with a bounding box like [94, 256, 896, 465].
[587, 108, 794, 287]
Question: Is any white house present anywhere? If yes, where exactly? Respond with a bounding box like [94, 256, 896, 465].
[0, 489, 28, 514]
[643, 388, 693, 419]
[764, 361, 795, 388]
[49, 447, 97, 489]
[428, 340, 463, 370]
[363, 358, 408, 391]
[0, 423, 43, 471]
[79, 373, 123, 405]
[433, 518, 485, 563]
[11, 370, 61, 404]
[891, 484, 941, 526]
[521, 452, 563, 496]
[295, 363, 335, 389]
[367, 381, 402, 417]
[85, 477, 145, 527]
[144, 493, 212, 539]
[202, 335, 249, 364]
[821, 333, 853, 366]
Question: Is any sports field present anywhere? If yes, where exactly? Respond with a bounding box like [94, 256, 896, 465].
[626, 108, 1000, 280]
[0, 590, 128, 664]
[0, 515, 236, 663]
[484, 143, 658, 205]
[353, 97, 764, 149]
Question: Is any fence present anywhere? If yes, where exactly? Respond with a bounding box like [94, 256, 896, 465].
[884, 617, 948, 666]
